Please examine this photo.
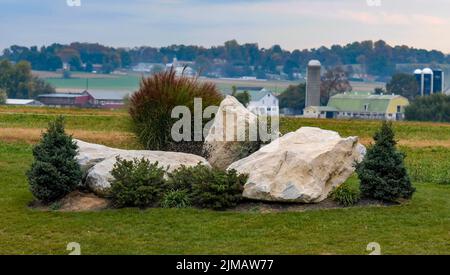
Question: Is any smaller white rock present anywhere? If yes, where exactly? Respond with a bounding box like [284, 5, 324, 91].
[75, 140, 210, 196]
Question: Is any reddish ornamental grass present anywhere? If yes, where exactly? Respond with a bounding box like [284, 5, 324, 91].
[129, 69, 223, 151]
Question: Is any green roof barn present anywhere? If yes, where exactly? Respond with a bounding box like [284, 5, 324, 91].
[304, 91, 410, 120]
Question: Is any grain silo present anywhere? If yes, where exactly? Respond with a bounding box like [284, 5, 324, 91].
[433, 69, 444, 94]
[422, 68, 434, 96]
[414, 69, 423, 96]
[306, 60, 321, 107]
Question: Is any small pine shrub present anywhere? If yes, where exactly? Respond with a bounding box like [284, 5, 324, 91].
[27, 116, 82, 203]
[109, 157, 167, 208]
[356, 121, 416, 202]
[330, 183, 360, 207]
[167, 164, 247, 210]
[161, 189, 191, 209]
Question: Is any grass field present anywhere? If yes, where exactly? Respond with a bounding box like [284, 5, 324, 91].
[35, 70, 293, 93]
[44, 75, 141, 92]
[34, 70, 384, 95]
[0, 106, 449, 254]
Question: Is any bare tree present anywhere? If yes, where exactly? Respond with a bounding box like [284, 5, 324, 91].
[320, 66, 352, 105]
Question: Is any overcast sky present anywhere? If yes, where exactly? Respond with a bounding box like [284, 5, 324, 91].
[1, 0, 449, 52]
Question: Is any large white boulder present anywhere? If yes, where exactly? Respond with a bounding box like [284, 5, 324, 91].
[75, 140, 210, 196]
[204, 96, 259, 170]
[228, 127, 366, 203]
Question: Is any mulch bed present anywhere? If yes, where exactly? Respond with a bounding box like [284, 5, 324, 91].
[29, 192, 398, 213]
[29, 191, 110, 212]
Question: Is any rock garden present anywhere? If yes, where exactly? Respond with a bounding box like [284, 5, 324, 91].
[27, 71, 415, 212]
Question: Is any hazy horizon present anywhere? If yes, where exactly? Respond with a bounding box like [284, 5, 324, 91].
[2, 0, 450, 54]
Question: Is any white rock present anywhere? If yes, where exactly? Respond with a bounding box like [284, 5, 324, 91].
[75, 140, 210, 196]
[75, 139, 123, 173]
[228, 127, 366, 203]
[204, 96, 259, 170]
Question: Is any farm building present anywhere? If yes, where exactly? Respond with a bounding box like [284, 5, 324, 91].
[132, 63, 164, 73]
[247, 88, 279, 116]
[303, 106, 339, 119]
[87, 90, 128, 108]
[323, 92, 410, 121]
[5, 99, 43, 106]
[166, 58, 196, 77]
[37, 92, 91, 107]
[37, 90, 128, 109]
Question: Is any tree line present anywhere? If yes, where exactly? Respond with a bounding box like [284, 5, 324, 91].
[2, 40, 449, 78]
[0, 60, 55, 99]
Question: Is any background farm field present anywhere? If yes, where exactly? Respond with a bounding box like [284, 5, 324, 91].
[0, 107, 449, 254]
[33, 70, 383, 95]
[40, 74, 141, 92]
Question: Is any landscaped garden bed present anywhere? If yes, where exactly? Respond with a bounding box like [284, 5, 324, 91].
[25, 72, 416, 215]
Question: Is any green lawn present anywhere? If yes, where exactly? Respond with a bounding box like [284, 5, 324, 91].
[1, 109, 450, 254]
[0, 141, 449, 254]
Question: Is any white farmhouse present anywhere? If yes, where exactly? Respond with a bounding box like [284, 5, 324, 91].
[247, 89, 279, 116]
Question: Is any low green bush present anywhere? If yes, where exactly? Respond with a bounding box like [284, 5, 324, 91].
[330, 182, 360, 207]
[167, 164, 248, 210]
[161, 189, 191, 209]
[109, 160, 248, 210]
[109, 157, 166, 208]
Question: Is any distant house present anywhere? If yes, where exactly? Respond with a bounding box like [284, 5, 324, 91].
[132, 63, 164, 73]
[323, 92, 410, 121]
[91, 64, 103, 73]
[240, 76, 258, 80]
[62, 62, 71, 71]
[173, 66, 196, 77]
[6, 99, 43, 106]
[132, 63, 153, 73]
[37, 90, 129, 109]
[166, 58, 196, 77]
[247, 89, 279, 116]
